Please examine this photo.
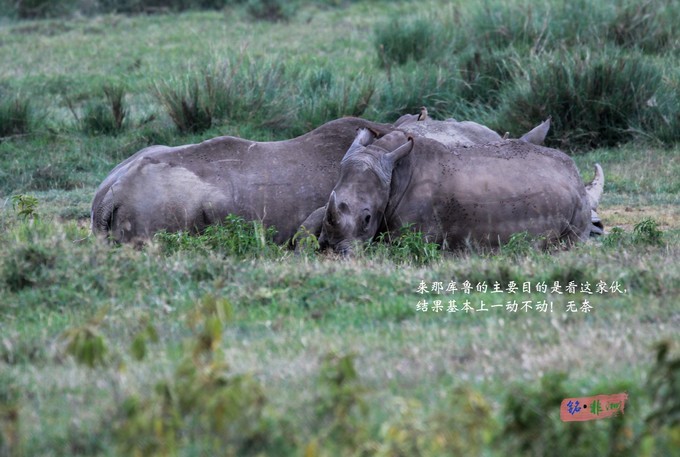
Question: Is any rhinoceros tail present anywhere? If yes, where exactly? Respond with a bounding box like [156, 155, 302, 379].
[91, 188, 115, 240]
[585, 163, 604, 210]
[586, 163, 605, 236]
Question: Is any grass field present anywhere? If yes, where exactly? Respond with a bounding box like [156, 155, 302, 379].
[1, 1, 679, 456]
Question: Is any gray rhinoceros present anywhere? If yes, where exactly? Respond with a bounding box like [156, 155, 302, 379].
[91, 117, 395, 244]
[91, 113, 551, 245]
[316, 128, 604, 255]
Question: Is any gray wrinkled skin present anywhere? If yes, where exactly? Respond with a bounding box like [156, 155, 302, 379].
[91, 117, 394, 245]
[92, 111, 554, 246]
[319, 130, 604, 255]
[398, 119, 502, 148]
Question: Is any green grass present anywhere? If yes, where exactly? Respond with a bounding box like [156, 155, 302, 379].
[0, 1, 678, 455]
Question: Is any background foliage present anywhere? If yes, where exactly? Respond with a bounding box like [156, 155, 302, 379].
[0, 0, 678, 455]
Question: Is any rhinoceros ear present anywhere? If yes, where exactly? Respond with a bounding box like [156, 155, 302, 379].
[343, 129, 376, 161]
[585, 163, 604, 210]
[520, 116, 551, 145]
[384, 137, 414, 167]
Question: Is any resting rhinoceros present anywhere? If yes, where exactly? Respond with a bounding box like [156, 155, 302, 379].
[315, 128, 604, 255]
[91, 114, 551, 245]
[91, 117, 395, 244]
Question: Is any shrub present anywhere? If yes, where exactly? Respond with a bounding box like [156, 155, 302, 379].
[637, 70, 680, 145]
[60, 308, 109, 368]
[154, 78, 212, 133]
[1, 244, 56, 292]
[314, 352, 368, 447]
[81, 84, 127, 135]
[606, 0, 680, 54]
[458, 0, 547, 52]
[10, 194, 39, 220]
[372, 61, 460, 122]
[296, 69, 375, 133]
[155, 57, 296, 134]
[496, 48, 664, 150]
[368, 225, 441, 265]
[0, 94, 31, 138]
[646, 341, 680, 432]
[374, 16, 445, 67]
[115, 294, 281, 456]
[632, 218, 664, 246]
[246, 0, 297, 22]
[456, 46, 519, 106]
[14, 0, 75, 18]
[154, 214, 282, 258]
[206, 57, 294, 132]
[602, 219, 664, 248]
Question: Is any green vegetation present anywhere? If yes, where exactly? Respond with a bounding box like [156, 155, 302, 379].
[0, 93, 31, 137]
[154, 214, 283, 258]
[0, 0, 678, 455]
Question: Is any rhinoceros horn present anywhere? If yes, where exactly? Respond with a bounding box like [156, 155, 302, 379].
[585, 163, 604, 210]
[327, 190, 340, 226]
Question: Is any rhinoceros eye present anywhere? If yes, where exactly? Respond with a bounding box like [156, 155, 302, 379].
[363, 214, 371, 227]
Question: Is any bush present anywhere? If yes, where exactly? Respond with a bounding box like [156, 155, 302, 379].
[372, 61, 460, 122]
[602, 219, 664, 248]
[0, 94, 31, 138]
[458, 0, 548, 52]
[154, 77, 213, 133]
[81, 84, 127, 135]
[3, 0, 244, 18]
[246, 0, 297, 22]
[155, 57, 297, 134]
[606, 0, 680, 54]
[296, 69, 375, 133]
[14, 0, 76, 18]
[496, 48, 664, 150]
[638, 69, 680, 145]
[115, 294, 275, 456]
[1, 244, 57, 292]
[207, 57, 295, 132]
[367, 224, 441, 265]
[154, 214, 282, 259]
[456, 46, 519, 106]
[374, 16, 445, 67]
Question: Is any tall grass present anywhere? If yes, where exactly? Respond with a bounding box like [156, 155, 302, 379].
[2, 0, 246, 18]
[206, 57, 294, 131]
[154, 77, 213, 133]
[155, 58, 378, 136]
[154, 214, 283, 258]
[0, 94, 31, 138]
[246, 0, 296, 22]
[374, 15, 448, 67]
[81, 83, 128, 135]
[296, 70, 375, 132]
[495, 48, 666, 149]
[367, 0, 680, 146]
[606, 0, 680, 54]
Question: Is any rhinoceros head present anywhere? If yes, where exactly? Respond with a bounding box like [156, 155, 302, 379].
[319, 128, 414, 256]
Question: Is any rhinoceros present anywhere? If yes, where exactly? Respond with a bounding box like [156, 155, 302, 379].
[315, 128, 604, 255]
[91, 117, 395, 244]
[91, 113, 551, 245]
[395, 115, 551, 147]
